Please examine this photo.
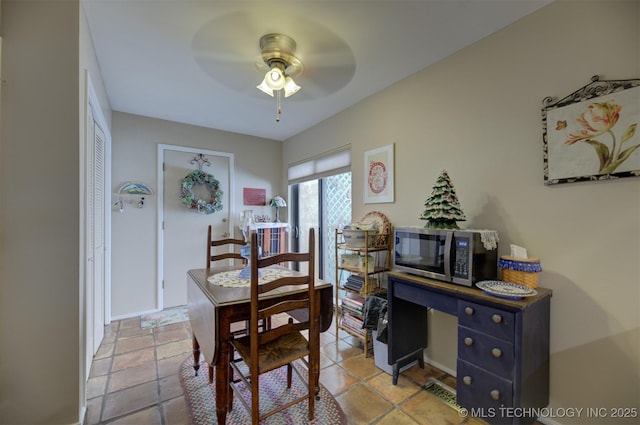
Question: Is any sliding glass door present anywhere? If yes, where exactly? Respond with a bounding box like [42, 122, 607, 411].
[290, 172, 352, 282]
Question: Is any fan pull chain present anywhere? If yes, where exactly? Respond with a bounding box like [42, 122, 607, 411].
[276, 90, 282, 122]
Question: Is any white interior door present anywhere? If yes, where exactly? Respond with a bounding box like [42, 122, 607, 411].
[85, 98, 107, 377]
[92, 122, 106, 352]
[161, 147, 233, 308]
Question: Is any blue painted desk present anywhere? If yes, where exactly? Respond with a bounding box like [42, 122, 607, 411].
[387, 271, 551, 425]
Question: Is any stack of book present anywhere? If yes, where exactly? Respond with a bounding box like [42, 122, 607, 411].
[340, 314, 364, 336]
[340, 294, 365, 336]
[341, 293, 364, 315]
[344, 274, 365, 292]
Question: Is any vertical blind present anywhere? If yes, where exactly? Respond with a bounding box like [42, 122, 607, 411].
[287, 147, 351, 184]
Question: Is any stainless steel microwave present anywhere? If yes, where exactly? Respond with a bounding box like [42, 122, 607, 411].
[392, 227, 497, 287]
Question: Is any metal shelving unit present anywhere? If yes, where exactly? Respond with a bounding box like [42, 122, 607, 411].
[334, 228, 391, 356]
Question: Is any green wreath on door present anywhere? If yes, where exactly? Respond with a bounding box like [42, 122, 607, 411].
[179, 169, 224, 215]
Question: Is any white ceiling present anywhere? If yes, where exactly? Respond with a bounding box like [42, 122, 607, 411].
[82, 0, 553, 141]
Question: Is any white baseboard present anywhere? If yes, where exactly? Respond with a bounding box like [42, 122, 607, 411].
[423, 355, 456, 377]
[111, 307, 160, 321]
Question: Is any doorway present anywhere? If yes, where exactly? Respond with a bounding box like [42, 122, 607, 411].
[158, 145, 234, 308]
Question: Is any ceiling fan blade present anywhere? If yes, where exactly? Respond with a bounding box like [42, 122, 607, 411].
[295, 65, 356, 98]
[195, 57, 262, 93]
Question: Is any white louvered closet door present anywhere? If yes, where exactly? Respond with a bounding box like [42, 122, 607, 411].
[84, 75, 110, 381]
[91, 121, 106, 354]
[86, 101, 106, 367]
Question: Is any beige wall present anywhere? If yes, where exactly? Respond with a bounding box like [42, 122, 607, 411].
[284, 1, 639, 423]
[0, 1, 83, 424]
[110, 112, 283, 317]
[1, 1, 112, 423]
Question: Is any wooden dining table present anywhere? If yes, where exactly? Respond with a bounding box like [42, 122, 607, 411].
[186, 266, 334, 424]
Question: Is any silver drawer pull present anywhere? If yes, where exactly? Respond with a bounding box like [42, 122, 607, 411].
[492, 314, 503, 324]
[464, 337, 474, 346]
[464, 306, 475, 316]
[463, 376, 472, 386]
[490, 390, 500, 400]
[491, 348, 502, 358]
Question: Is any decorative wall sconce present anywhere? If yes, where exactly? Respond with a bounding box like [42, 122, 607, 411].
[114, 182, 154, 212]
[269, 195, 287, 222]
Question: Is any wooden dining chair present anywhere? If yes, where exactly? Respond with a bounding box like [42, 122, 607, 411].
[206, 224, 269, 384]
[228, 228, 319, 424]
[206, 225, 247, 268]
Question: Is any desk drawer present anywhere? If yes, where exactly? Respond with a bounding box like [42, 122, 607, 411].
[457, 359, 514, 411]
[458, 326, 514, 379]
[458, 301, 514, 340]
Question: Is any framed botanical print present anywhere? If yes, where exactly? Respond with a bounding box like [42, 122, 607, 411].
[364, 143, 394, 203]
[542, 75, 640, 185]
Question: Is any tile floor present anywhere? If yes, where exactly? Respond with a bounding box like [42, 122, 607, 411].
[84, 312, 536, 425]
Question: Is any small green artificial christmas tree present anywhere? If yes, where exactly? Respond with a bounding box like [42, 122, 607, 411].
[419, 170, 466, 229]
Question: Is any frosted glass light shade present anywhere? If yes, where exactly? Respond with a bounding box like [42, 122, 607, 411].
[257, 67, 300, 98]
[265, 67, 285, 90]
[256, 77, 275, 96]
[283, 76, 301, 97]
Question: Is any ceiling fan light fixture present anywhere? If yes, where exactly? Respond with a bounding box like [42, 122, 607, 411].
[283, 76, 301, 98]
[256, 33, 303, 122]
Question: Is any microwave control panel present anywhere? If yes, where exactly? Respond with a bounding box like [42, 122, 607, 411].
[453, 236, 470, 278]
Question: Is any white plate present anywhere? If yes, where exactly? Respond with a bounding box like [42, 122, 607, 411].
[476, 280, 537, 300]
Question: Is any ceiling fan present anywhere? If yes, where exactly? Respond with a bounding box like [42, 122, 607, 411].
[255, 33, 303, 122]
[190, 10, 357, 120]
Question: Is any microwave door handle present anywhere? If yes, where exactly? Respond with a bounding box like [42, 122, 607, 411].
[444, 232, 453, 280]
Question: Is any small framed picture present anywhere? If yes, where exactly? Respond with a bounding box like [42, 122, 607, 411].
[243, 188, 266, 206]
[364, 143, 394, 203]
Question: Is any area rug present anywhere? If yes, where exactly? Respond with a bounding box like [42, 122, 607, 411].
[140, 306, 189, 329]
[423, 377, 462, 413]
[179, 358, 347, 424]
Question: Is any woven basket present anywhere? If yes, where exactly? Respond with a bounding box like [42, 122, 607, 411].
[499, 256, 541, 289]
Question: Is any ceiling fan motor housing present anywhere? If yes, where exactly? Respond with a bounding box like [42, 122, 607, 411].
[259, 33, 302, 76]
